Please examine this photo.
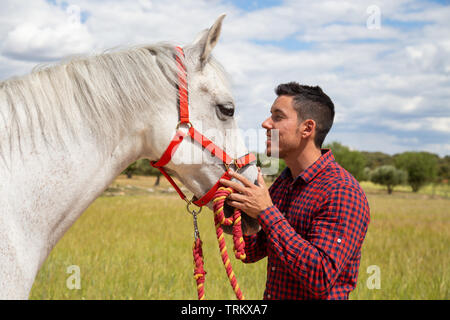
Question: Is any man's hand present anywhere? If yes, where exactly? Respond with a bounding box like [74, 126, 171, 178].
[219, 167, 273, 219]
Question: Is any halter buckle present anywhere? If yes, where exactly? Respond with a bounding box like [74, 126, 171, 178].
[176, 121, 193, 130]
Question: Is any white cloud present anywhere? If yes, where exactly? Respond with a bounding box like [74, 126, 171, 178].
[0, 0, 449, 156]
[0, 54, 36, 79]
[380, 119, 423, 131]
[298, 24, 400, 42]
[0, 0, 95, 61]
[427, 117, 450, 133]
[2, 22, 94, 61]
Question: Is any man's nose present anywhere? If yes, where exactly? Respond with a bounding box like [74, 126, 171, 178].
[262, 117, 272, 129]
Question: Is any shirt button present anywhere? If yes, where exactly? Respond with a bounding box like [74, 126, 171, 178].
[337, 238, 342, 243]
[267, 294, 271, 299]
[272, 267, 276, 271]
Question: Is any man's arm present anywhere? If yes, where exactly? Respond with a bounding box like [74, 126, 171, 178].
[220, 170, 370, 298]
[257, 185, 370, 297]
[242, 230, 268, 263]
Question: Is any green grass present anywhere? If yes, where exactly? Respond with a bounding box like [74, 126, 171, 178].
[360, 181, 450, 198]
[30, 176, 449, 300]
[350, 192, 449, 299]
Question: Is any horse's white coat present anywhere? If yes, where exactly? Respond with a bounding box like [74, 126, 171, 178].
[0, 15, 257, 299]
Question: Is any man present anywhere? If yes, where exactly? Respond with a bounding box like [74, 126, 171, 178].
[220, 82, 370, 300]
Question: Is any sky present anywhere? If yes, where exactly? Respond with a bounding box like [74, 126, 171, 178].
[0, 0, 449, 156]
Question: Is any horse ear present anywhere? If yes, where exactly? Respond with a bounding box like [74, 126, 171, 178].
[192, 14, 226, 68]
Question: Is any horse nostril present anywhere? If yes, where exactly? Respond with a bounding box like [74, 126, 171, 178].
[254, 179, 259, 186]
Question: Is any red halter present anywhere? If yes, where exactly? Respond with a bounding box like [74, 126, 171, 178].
[150, 46, 256, 208]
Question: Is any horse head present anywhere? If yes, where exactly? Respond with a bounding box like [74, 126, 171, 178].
[143, 15, 261, 235]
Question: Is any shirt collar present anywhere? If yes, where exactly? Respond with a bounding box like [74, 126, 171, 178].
[280, 149, 334, 185]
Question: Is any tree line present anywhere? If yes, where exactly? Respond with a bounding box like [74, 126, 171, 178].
[122, 141, 449, 194]
[323, 142, 448, 194]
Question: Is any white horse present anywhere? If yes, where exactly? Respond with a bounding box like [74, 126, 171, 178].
[0, 15, 259, 299]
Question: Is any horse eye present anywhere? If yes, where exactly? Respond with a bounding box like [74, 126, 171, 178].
[216, 104, 234, 117]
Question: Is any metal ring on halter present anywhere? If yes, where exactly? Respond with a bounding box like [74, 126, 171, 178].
[224, 159, 242, 174]
[186, 198, 202, 215]
[233, 159, 242, 173]
[176, 121, 193, 130]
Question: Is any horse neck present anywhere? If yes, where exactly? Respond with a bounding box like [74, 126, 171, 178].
[0, 75, 163, 265]
[0, 48, 184, 298]
[0, 116, 147, 298]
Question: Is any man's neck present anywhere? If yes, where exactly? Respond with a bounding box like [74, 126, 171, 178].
[284, 144, 322, 179]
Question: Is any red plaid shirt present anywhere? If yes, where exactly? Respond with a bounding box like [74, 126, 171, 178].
[243, 149, 370, 300]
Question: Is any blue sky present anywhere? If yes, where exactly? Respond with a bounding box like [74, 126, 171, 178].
[228, 0, 283, 11]
[0, 0, 449, 156]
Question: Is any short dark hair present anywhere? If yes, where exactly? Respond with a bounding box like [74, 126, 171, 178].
[275, 82, 335, 148]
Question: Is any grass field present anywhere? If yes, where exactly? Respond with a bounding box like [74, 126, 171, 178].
[30, 175, 449, 300]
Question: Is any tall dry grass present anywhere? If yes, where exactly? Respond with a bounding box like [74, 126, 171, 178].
[30, 176, 449, 299]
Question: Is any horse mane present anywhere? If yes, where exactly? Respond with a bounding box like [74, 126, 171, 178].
[0, 42, 183, 158]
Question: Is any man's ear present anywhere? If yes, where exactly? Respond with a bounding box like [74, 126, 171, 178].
[301, 119, 316, 138]
[191, 14, 226, 68]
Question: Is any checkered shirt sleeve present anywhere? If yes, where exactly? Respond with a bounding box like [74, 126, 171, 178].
[258, 185, 367, 298]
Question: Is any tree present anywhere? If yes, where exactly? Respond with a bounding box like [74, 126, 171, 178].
[122, 162, 137, 179]
[437, 155, 450, 183]
[370, 165, 407, 194]
[256, 152, 286, 181]
[363, 167, 372, 181]
[135, 159, 157, 176]
[324, 142, 366, 181]
[122, 159, 161, 178]
[394, 152, 438, 192]
[361, 151, 393, 169]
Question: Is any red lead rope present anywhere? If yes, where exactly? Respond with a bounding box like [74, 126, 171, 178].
[192, 186, 246, 300]
[192, 238, 206, 300]
[212, 187, 246, 300]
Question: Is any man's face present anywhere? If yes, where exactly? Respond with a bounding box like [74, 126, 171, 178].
[262, 95, 303, 158]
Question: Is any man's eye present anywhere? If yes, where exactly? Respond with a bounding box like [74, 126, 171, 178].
[216, 103, 234, 119]
[272, 115, 282, 121]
